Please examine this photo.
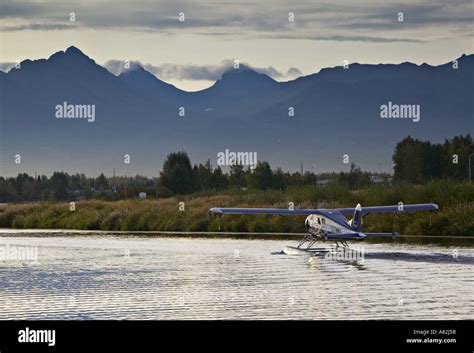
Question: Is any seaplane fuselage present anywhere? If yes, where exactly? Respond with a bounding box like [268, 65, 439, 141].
[304, 214, 354, 237]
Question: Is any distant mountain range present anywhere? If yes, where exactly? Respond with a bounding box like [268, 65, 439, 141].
[1, 46, 473, 176]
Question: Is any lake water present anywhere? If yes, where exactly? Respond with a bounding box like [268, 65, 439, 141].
[0, 231, 473, 320]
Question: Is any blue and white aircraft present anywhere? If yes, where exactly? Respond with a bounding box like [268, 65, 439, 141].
[210, 203, 438, 252]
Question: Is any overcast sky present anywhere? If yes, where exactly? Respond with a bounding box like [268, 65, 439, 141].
[1, 0, 473, 91]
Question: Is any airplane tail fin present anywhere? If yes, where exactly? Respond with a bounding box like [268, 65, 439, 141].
[349, 203, 363, 231]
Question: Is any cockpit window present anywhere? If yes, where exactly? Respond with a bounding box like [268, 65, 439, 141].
[321, 218, 326, 224]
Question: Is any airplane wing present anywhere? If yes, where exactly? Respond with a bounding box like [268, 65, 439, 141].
[209, 207, 319, 215]
[210, 204, 438, 216]
[333, 203, 438, 216]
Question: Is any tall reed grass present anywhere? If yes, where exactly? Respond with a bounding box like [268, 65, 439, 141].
[1, 181, 472, 236]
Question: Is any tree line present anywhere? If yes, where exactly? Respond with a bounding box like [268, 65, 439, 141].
[393, 134, 473, 183]
[0, 134, 471, 202]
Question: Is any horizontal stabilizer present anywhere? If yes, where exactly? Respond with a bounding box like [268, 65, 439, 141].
[323, 233, 365, 240]
[363, 232, 399, 238]
[324, 232, 398, 240]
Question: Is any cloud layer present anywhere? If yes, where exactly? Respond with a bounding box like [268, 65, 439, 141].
[1, 0, 472, 43]
[103, 59, 302, 81]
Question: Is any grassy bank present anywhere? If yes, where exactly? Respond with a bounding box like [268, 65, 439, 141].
[0, 181, 473, 236]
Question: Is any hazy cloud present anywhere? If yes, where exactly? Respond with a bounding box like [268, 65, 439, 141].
[269, 33, 425, 43]
[103, 59, 302, 81]
[1, 23, 74, 32]
[0, 62, 16, 72]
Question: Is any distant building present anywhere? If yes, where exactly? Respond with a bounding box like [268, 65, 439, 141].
[67, 189, 86, 201]
[370, 175, 385, 184]
[317, 179, 331, 187]
[370, 175, 393, 184]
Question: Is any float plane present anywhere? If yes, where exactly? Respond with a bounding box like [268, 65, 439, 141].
[210, 203, 438, 254]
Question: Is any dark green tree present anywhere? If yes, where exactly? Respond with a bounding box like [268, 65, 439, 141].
[0, 177, 17, 202]
[211, 166, 229, 190]
[393, 136, 430, 183]
[229, 164, 245, 188]
[443, 134, 473, 180]
[159, 151, 195, 195]
[96, 173, 109, 191]
[247, 161, 273, 190]
[194, 160, 213, 191]
[49, 172, 69, 200]
[392, 135, 471, 183]
[273, 168, 286, 190]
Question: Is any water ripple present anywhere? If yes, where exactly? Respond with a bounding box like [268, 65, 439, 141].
[0, 235, 472, 320]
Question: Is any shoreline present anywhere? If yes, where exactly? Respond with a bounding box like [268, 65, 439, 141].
[0, 229, 473, 247]
[0, 228, 473, 238]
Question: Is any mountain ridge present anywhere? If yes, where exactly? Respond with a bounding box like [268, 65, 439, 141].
[0, 46, 472, 176]
[2, 46, 472, 92]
